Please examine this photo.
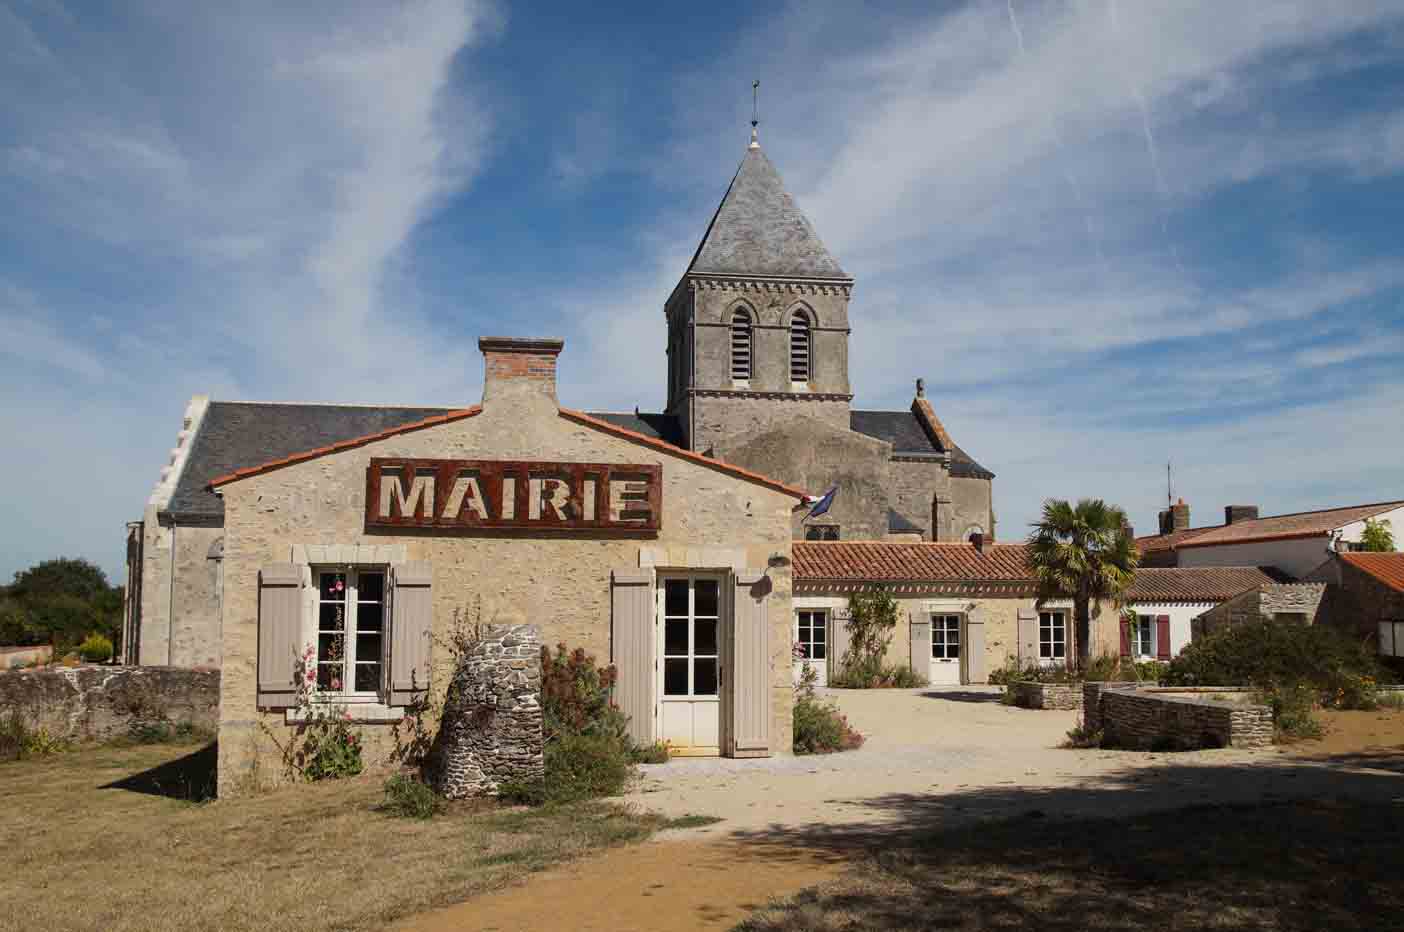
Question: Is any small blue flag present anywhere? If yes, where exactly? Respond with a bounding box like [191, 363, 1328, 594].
[804, 486, 838, 521]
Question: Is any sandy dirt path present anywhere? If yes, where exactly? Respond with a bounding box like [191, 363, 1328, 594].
[395, 689, 1404, 931]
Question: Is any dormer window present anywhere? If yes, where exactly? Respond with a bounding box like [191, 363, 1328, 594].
[730, 307, 753, 380]
[789, 310, 812, 382]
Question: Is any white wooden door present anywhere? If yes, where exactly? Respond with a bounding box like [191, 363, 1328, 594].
[657, 575, 721, 754]
[929, 614, 962, 686]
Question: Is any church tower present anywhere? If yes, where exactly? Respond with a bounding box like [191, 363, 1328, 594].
[664, 133, 855, 459]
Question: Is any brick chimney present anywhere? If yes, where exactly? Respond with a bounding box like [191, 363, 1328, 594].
[1158, 498, 1190, 534]
[479, 337, 563, 409]
[1224, 505, 1259, 525]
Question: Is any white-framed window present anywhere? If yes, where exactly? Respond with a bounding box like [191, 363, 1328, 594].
[1133, 615, 1155, 658]
[796, 610, 827, 661]
[932, 614, 961, 659]
[1039, 610, 1066, 661]
[314, 567, 386, 698]
[661, 576, 720, 698]
[730, 306, 753, 380]
[789, 309, 812, 382]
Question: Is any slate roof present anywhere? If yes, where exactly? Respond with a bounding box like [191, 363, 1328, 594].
[793, 541, 1033, 582]
[848, 410, 995, 479]
[687, 144, 849, 280]
[1125, 567, 1294, 603]
[1341, 552, 1404, 594]
[1177, 501, 1404, 549]
[168, 404, 689, 519]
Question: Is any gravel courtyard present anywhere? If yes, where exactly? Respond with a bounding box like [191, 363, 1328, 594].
[627, 686, 1404, 837]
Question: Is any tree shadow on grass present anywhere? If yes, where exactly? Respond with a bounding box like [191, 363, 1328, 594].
[101, 741, 218, 802]
[730, 752, 1404, 931]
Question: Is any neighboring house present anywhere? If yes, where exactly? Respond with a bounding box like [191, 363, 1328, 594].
[1192, 583, 1331, 640]
[1304, 552, 1404, 658]
[1136, 499, 1404, 578]
[1121, 567, 1293, 660]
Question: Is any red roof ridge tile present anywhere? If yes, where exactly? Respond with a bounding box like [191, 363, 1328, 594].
[207, 407, 483, 488]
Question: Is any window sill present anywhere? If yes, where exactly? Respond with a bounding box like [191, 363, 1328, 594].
[284, 702, 404, 725]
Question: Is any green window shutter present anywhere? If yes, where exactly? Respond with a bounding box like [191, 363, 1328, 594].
[257, 564, 303, 710]
[389, 561, 433, 706]
[611, 570, 655, 747]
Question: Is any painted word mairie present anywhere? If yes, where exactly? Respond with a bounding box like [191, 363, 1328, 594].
[365, 459, 661, 532]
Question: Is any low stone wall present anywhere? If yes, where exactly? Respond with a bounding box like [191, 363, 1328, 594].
[1009, 681, 1082, 711]
[0, 665, 219, 741]
[428, 624, 544, 798]
[1, 645, 52, 670]
[1082, 681, 1139, 733]
[1100, 687, 1272, 750]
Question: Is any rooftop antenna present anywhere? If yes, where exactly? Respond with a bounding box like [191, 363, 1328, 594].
[750, 79, 760, 149]
[1166, 460, 1173, 509]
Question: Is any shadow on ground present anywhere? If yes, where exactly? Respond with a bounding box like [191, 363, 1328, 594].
[916, 689, 1002, 704]
[729, 752, 1404, 931]
[101, 741, 218, 802]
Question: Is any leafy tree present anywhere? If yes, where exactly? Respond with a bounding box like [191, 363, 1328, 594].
[9, 558, 112, 602]
[1359, 518, 1395, 552]
[1027, 498, 1139, 669]
[842, 588, 900, 672]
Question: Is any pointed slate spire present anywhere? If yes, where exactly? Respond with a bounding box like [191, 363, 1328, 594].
[686, 143, 850, 280]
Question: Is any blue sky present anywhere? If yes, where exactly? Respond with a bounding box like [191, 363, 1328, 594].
[2, 0, 1403, 583]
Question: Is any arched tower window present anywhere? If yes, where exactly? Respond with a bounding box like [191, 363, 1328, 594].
[789, 309, 812, 382]
[730, 307, 753, 380]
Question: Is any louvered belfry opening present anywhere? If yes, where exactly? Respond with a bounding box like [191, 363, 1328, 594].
[789, 310, 811, 382]
[730, 308, 752, 380]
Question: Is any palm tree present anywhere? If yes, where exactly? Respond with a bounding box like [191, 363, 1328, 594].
[1026, 498, 1139, 670]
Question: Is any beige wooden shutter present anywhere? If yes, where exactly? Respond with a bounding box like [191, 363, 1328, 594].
[909, 615, 931, 675]
[829, 610, 851, 681]
[611, 571, 655, 747]
[1017, 608, 1039, 668]
[389, 561, 433, 705]
[964, 608, 986, 683]
[257, 564, 303, 710]
[730, 571, 771, 757]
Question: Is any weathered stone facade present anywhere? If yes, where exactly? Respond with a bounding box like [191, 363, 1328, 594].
[427, 624, 543, 798]
[1193, 583, 1328, 640]
[1081, 681, 1139, 734]
[215, 343, 799, 796]
[1099, 687, 1272, 750]
[0, 665, 219, 742]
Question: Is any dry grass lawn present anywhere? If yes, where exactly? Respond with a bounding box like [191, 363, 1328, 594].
[0, 740, 672, 932]
[736, 798, 1404, 931]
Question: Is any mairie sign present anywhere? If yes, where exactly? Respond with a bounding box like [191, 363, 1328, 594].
[364, 458, 661, 532]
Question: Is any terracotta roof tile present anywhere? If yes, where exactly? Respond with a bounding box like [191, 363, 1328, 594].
[1341, 552, 1404, 594]
[1125, 567, 1293, 602]
[1135, 525, 1221, 554]
[1177, 501, 1404, 549]
[793, 541, 1033, 582]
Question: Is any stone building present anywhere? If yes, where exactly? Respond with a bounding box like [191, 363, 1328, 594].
[207, 337, 804, 795]
[652, 134, 994, 544]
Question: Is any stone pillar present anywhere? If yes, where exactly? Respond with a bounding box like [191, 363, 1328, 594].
[428, 624, 544, 799]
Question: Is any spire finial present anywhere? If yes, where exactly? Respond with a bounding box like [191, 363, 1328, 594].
[750, 79, 760, 149]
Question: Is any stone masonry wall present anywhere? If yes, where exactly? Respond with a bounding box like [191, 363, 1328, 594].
[428, 625, 543, 798]
[0, 665, 219, 742]
[1082, 681, 1139, 734]
[1010, 681, 1082, 710]
[1100, 688, 1272, 750]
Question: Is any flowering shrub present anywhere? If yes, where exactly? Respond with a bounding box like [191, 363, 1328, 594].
[793, 663, 863, 754]
[540, 644, 628, 741]
[262, 643, 365, 782]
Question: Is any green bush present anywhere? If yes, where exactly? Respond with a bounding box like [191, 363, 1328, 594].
[77, 633, 113, 663]
[1262, 684, 1323, 741]
[1063, 721, 1103, 748]
[381, 774, 441, 819]
[300, 715, 364, 781]
[0, 711, 68, 761]
[793, 691, 864, 754]
[500, 733, 634, 805]
[1165, 620, 1380, 704]
[540, 644, 629, 742]
[829, 659, 927, 689]
[631, 741, 671, 764]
